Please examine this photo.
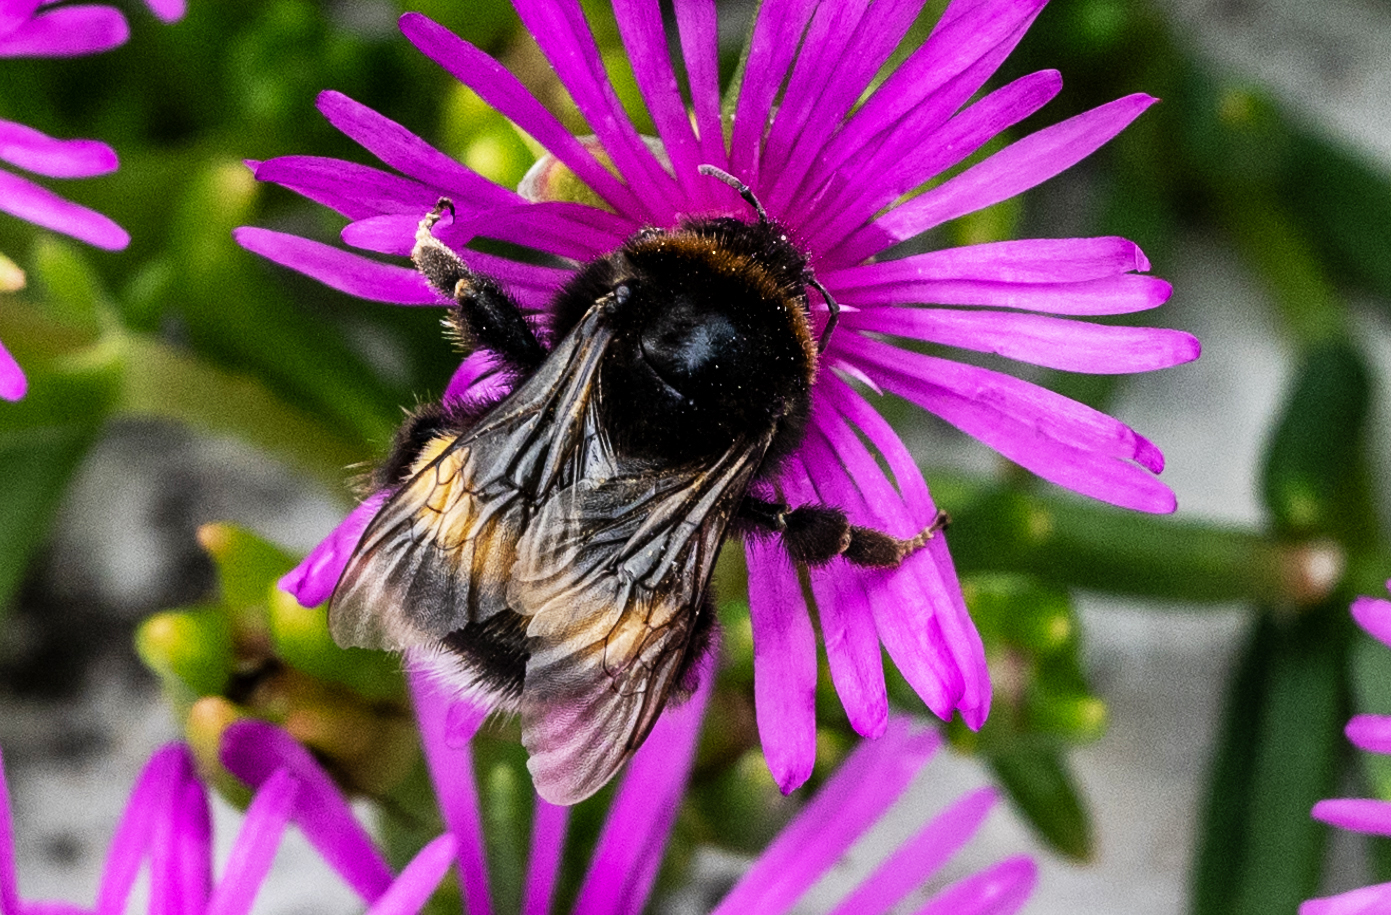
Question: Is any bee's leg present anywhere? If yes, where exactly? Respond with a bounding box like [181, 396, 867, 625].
[738, 497, 950, 569]
[413, 198, 547, 372]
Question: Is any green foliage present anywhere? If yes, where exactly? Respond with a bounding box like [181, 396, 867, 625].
[3, 0, 1391, 908]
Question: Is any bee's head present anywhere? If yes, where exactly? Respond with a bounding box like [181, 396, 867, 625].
[546, 164, 827, 465]
[567, 218, 818, 463]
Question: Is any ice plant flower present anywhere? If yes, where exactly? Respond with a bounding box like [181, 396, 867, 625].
[224, 662, 1036, 915]
[1, 0, 140, 401]
[252, 0, 1198, 791]
[0, 740, 455, 914]
[1302, 582, 1391, 915]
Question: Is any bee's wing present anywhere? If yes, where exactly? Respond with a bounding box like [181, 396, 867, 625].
[328, 307, 615, 652]
[510, 439, 766, 805]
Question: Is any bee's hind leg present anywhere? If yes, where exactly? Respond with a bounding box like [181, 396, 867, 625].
[413, 198, 547, 373]
[737, 496, 950, 569]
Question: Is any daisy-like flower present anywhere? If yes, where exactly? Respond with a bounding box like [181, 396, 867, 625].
[0, 740, 456, 914]
[224, 662, 1036, 915]
[253, 0, 1197, 791]
[1, 0, 147, 401]
[1302, 582, 1391, 915]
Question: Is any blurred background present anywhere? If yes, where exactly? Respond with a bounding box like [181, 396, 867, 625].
[2, 0, 1391, 912]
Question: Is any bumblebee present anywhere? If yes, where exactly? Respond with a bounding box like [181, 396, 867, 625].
[330, 167, 946, 804]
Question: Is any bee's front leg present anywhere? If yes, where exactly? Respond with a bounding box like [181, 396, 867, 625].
[737, 496, 949, 569]
[413, 198, 547, 373]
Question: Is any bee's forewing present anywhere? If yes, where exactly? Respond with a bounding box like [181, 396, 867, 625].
[511, 444, 764, 805]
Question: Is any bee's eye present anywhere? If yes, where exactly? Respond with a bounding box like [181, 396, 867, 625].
[613, 284, 631, 306]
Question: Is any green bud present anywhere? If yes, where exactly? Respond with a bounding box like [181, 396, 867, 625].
[135, 607, 236, 698]
[267, 586, 405, 703]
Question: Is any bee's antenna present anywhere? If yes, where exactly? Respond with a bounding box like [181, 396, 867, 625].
[698, 164, 769, 224]
[697, 164, 840, 352]
[806, 274, 840, 354]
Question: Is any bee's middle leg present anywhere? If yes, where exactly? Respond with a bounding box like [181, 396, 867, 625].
[412, 198, 547, 373]
[736, 496, 949, 569]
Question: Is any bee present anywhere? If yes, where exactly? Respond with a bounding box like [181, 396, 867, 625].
[329, 166, 947, 805]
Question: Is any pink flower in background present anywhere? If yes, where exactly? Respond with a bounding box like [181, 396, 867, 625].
[254, 0, 1197, 791]
[1, 0, 144, 401]
[1302, 583, 1391, 915]
[225, 664, 1036, 915]
[0, 742, 454, 914]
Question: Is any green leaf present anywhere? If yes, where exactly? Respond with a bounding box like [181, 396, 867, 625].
[988, 745, 1093, 861]
[935, 474, 1302, 606]
[266, 587, 405, 704]
[0, 344, 122, 615]
[1190, 607, 1349, 915]
[1260, 340, 1372, 538]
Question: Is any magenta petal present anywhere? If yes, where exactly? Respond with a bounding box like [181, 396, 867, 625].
[860, 94, 1158, 256]
[316, 90, 518, 210]
[155, 769, 212, 915]
[827, 787, 999, 915]
[914, 855, 1037, 915]
[728, 0, 817, 184]
[758, 0, 874, 190]
[783, 457, 888, 739]
[843, 308, 1200, 374]
[672, 0, 726, 172]
[802, 0, 1046, 202]
[763, 0, 921, 215]
[364, 834, 459, 915]
[443, 351, 512, 406]
[814, 377, 990, 725]
[408, 663, 494, 915]
[712, 720, 941, 915]
[799, 415, 966, 722]
[279, 491, 389, 608]
[253, 156, 439, 220]
[523, 801, 569, 915]
[234, 227, 438, 304]
[744, 536, 819, 794]
[142, 0, 184, 22]
[1301, 882, 1391, 915]
[1312, 799, 1391, 837]
[835, 273, 1174, 316]
[611, 0, 703, 202]
[0, 120, 117, 177]
[840, 334, 1176, 512]
[219, 721, 394, 901]
[573, 661, 711, 915]
[827, 236, 1153, 286]
[1347, 714, 1391, 755]
[204, 770, 299, 915]
[0, 168, 128, 249]
[398, 13, 644, 220]
[1352, 596, 1391, 648]
[95, 744, 190, 915]
[511, 0, 678, 222]
[0, 0, 42, 37]
[0, 748, 18, 915]
[809, 67, 1062, 256]
[0, 339, 25, 401]
[0, 5, 127, 56]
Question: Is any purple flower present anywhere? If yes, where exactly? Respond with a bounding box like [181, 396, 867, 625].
[2, 0, 140, 401]
[0, 740, 454, 914]
[254, 0, 1197, 791]
[225, 659, 1035, 915]
[1302, 583, 1391, 915]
